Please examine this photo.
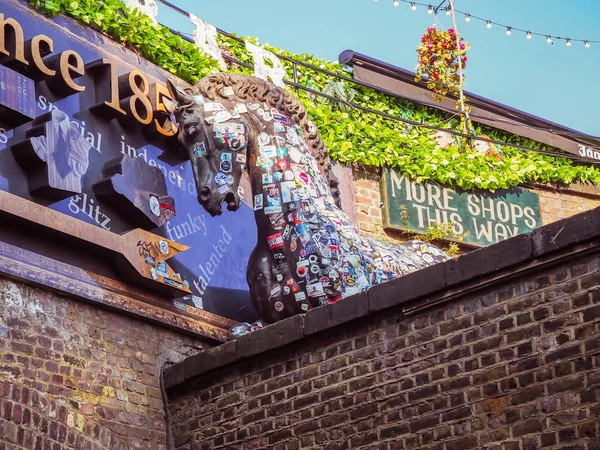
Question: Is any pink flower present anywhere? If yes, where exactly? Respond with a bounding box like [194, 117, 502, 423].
[448, 28, 455, 34]
[463, 57, 468, 62]
[460, 43, 465, 49]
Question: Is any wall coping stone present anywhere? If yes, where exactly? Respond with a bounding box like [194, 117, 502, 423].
[164, 205, 600, 391]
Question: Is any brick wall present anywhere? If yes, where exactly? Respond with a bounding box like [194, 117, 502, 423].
[353, 166, 600, 245]
[0, 277, 209, 450]
[166, 220, 600, 449]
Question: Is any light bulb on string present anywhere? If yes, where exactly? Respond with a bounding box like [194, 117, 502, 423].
[506, 27, 512, 36]
[526, 31, 532, 40]
[445, 6, 451, 16]
[393, 0, 399, 7]
[465, 14, 470, 22]
[428, 4, 433, 14]
[374, 0, 379, 3]
[486, 20, 492, 30]
[585, 40, 591, 48]
[546, 35, 552, 44]
[566, 38, 571, 47]
[411, 2, 416, 11]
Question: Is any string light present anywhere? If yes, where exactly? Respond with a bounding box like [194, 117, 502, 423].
[374, 0, 378, 2]
[371, 1, 597, 51]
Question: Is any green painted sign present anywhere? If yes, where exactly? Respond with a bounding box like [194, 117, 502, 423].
[381, 168, 542, 247]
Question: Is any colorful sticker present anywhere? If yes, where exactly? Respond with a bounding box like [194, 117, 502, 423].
[288, 147, 303, 163]
[295, 291, 307, 301]
[204, 103, 225, 112]
[212, 110, 232, 124]
[277, 147, 287, 157]
[156, 261, 168, 278]
[226, 174, 235, 186]
[214, 172, 227, 186]
[192, 142, 206, 158]
[271, 285, 281, 297]
[307, 282, 324, 297]
[253, 194, 263, 210]
[149, 195, 160, 216]
[235, 104, 248, 114]
[266, 184, 281, 207]
[264, 206, 282, 214]
[274, 301, 284, 312]
[262, 173, 273, 184]
[261, 145, 277, 158]
[273, 113, 290, 124]
[236, 154, 247, 163]
[220, 160, 232, 173]
[267, 233, 284, 249]
[221, 152, 232, 161]
[159, 241, 169, 255]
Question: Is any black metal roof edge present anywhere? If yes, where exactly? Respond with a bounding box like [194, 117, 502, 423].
[339, 49, 600, 144]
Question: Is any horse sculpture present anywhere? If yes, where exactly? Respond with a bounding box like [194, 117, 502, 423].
[165, 73, 448, 336]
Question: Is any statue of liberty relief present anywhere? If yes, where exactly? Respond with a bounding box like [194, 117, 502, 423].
[28, 109, 92, 195]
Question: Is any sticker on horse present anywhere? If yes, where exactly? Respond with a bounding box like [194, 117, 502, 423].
[166, 73, 449, 339]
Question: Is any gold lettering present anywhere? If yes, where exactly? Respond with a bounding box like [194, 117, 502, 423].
[86, 58, 126, 118]
[30, 35, 55, 77]
[0, 13, 28, 68]
[127, 71, 152, 125]
[59, 50, 85, 93]
[149, 82, 178, 137]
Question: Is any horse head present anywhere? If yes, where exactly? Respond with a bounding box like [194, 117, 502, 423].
[166, 79, 245, 217]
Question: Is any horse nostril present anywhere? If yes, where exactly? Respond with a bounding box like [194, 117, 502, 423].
[199, 187, 211, 202]
[225, 192, 238, 211]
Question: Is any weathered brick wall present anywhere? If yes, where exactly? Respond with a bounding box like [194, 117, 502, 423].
[0, 277, 210, 450]
[167, 248, 600, 449]
[353, 166, 600, 244]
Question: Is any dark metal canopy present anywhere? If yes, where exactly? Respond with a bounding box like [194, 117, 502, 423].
[339, 49, 600, 157]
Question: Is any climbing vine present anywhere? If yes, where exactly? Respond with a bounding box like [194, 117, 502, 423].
[28, 0, 600, 191]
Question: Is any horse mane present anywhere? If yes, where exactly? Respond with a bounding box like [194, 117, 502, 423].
[192, 73, 341, 207]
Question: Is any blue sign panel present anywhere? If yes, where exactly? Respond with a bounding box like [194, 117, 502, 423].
[0, 1, 257, 322]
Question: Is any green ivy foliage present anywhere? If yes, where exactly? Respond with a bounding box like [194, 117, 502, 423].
[29, 0, 600, 191]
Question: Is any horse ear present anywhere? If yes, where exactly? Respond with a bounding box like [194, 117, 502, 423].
[166, 79, 193, 105]
[163, 97, 177, 114]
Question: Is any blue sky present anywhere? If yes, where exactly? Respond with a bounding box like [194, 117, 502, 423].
[157, 0, 600, 136]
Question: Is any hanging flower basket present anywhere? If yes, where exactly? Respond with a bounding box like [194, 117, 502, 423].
[415, 26, 470, 102]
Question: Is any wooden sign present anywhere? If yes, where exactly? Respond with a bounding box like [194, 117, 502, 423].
[381, 168, 542, 247]
[0, 189, 191, 297]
